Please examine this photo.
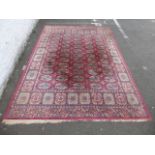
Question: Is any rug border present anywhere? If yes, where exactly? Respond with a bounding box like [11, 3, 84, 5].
[108, 29, 152, 120]
[2, 24, 152, 123]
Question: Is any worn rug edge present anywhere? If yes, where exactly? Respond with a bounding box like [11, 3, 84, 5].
[2, 118, 151, 125]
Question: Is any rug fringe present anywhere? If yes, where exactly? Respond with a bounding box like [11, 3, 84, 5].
[2, 119, 150, 125]
[2, 119, 65, 125]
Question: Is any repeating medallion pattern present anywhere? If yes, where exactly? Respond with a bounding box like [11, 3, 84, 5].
[3, 25, 151, 121]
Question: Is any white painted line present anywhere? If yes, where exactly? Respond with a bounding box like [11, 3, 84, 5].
[151, 19, 155, 23]
[95, 23, 102, 26]
[91, 23, 102, 26]
[113, 19, 128, 39]
[93, 19, 97, 22]
[142, 66, 148, 71]
[103, 20, 107, 24]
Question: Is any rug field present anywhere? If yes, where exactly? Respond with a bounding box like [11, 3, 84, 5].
[3, 25, 151, 124]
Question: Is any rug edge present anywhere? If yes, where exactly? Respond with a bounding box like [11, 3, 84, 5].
[2, 118, 152, 125]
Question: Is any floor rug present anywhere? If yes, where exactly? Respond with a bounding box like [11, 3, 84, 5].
[3, 25, 151, 124]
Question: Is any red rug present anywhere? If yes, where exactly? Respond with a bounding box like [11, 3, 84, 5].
[3, 25, 151, 124]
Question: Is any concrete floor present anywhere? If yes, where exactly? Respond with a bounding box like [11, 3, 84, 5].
[0, 19, 155, 134]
